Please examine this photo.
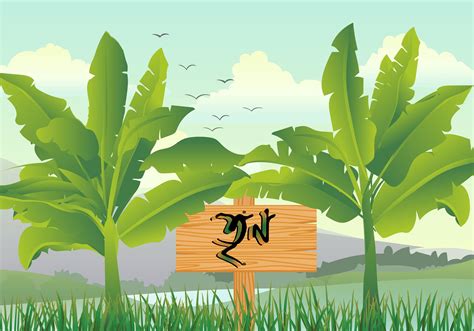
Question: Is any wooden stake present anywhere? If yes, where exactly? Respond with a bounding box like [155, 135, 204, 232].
[233, 196, 255, 318]
[234, 270, 255, 316]
[233, 196, 255, 206]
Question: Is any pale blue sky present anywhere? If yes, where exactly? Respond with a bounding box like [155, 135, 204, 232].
[1, 1, 472, 159]
[1, 1, 472, 82]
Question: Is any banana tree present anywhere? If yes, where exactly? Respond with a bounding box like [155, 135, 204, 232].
[0, 32, 246, 304]
[226, 24, 473, 308]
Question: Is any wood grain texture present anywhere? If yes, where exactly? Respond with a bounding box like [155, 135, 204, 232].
[234, 271, 255, 314]
[176, 205, 317, 272]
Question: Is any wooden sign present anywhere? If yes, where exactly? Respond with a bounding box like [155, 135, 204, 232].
[177, 196, 317, 317]
[177, 204, 317, 272]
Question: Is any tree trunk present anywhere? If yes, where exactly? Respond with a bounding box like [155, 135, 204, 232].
[361, 194, 383, 328]
[104, 218, 121, 305]
[362, 212, 379, 305]
[361, 190, 379, 304]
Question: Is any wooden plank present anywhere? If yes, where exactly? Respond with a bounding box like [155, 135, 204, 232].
[177, 252, 317, 272]
[176, 205, 317, 272]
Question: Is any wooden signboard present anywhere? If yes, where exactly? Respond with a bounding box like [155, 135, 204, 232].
[176, 196, 317, 315]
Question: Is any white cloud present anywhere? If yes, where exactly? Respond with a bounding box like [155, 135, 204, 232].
[360, 34, 473, 89]
[0, 44, 91, 89]
[198, 51, 326, 108]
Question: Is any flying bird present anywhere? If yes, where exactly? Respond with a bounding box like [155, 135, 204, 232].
[217, 78, 234, 84]
[153, 33, 169, 38]
[243, 106, 263, 112]
[204, 127, 223, 132]
[185, 93, 210, 100]
[212, 114, 229, 121]
[179, 64, 196, 70]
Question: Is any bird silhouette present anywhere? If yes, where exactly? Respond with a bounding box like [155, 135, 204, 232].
[212, 114, 229, 121]
[153, 33, 169, 38]
[179, 64, 196, 70]
[204, 127, 223, 132]
[186, 93, 210, 100]
[217, 78, 234, 84]
[243, 106, 263, 112]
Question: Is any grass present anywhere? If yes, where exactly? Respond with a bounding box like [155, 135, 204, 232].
[0, 288, 472, 330]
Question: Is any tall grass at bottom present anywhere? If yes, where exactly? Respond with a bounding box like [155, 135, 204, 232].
[0, 287, 472, 330]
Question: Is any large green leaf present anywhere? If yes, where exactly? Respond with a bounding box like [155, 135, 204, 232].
[0, 73, 99, 178]
[0, 73, 74, 143]
[18, 161, 104, 217]
[273, 126, 336, 157]
[372, 135, 473, 237]
[18, 226, 98, 269]
[0, 179, 104, 268]
[126, 49, 168, 120]
[369, 28, 420, 146]
[0, 176, 103, 221]
[111, 50, 190, 218]
[86, 32, 128, 164]
[19, 161, 61, 180]
[117, 168, 246, 247]
[37, 118, 99, 162]
[369, 85, 471, 186]
[0, 177, 79, 200]
[436, 185, 470, 226]
[321, 23, 376, 166]
[117, 106, 193, 157]
[36, 117, 100, 178]
[60, 169, 106, 218]
[240, 140, 357, 207]
[226, 167, 360, 223]
[142, 137, 243, 174]
[113, 140, 153, 218]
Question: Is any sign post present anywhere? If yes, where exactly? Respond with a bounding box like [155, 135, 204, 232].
[233, 195, 256, 315]
[176, 196, 317, 319]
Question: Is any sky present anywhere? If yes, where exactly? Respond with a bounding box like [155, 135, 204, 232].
[0, 1, 473, 250]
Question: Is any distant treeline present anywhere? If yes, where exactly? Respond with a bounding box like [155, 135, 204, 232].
[206, 247, 474, 283]
[0, 270, 103, 304]
[306, 247, 474, 278]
